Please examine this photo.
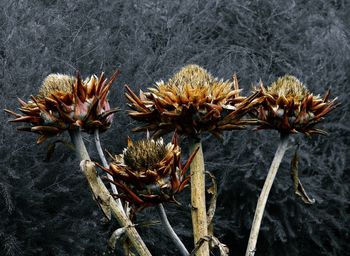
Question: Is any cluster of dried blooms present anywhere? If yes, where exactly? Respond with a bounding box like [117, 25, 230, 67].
[4, 64, 339, 256]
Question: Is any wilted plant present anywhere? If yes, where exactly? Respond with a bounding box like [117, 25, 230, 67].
[4, 65, 339, 256]
[4, 71, 152, 256]
[126, 64, 259, 255]
[245, 75, 339, 256]
[97, 134, 200, 256]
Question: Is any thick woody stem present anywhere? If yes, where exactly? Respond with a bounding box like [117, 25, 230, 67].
[94, 129, 123, 210]
[245, 134, 289, 256]
[157, 204, 189, 256]
[69, 128, 151, 256]
[189, 138, 209, 256]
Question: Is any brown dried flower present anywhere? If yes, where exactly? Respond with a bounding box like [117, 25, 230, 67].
[96, 134, 198, 209]
[5, 71, 119, 144]
[253, 75, 339, 135]
[125, 64, 259, 138]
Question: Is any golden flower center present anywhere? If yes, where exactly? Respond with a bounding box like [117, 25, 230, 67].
[168, 64, 214, 90]
[268, 75, 310, 100]
[123, 139, 167, 170]
[157, 64, 233, 102]
[38, 74, 76, 98]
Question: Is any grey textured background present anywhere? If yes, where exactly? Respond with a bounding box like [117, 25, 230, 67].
[0, 0, 349, 255]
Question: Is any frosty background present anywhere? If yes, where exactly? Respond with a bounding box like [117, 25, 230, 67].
[0, 0, 349, 255]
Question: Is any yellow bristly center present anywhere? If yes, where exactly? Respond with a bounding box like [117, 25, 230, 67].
[268, 75, 310, 100]
[38, 74, 76, 98]
[160, 64, 232, 101]
[123, 139, 167, 170]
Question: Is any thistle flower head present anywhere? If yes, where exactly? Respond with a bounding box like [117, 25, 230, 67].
[253, 75, 339, 135]
[5, 70, 119, 144]
[97, 135, 198, 210]
[126, 64, 259, 138]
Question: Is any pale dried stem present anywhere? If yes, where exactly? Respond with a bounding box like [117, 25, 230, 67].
[157, 204, 189, 256]
[69, 128, 151, 256]
[245, 135, 289, 256]
[189, 139, 209, 256]
[94, 129, 124, 211]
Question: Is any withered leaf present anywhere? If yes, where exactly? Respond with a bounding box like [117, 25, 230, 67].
[45, 139, 75, 161]
[290, 148, 315, 204]
[206, 171, 218, 227]
[190, 235, 229, 256]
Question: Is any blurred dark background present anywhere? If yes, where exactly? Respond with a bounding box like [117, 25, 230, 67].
[0, 0, 349, 255]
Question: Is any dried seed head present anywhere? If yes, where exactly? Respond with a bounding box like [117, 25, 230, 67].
[38, 74, 76, 98]
[98, 135, 196, 209]
[268, 75, 309, 100]
[254, 75, 339, 135]
[126, 64, 258, 138]
[6, 71, 119, 144]
[123, 139, 167, 170]
[168, 64, 214, 90]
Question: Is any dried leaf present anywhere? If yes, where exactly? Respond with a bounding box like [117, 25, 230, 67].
[108, 227, 128, 250]
[108, 220, 159, 250]
[190, 235, 229, 256]
[138, 220, 161, 228]
[206, 171, 217, 228]
[290, 148, 315, 204]
[45, 139, 75, 161]
[45, 142, 56, 162]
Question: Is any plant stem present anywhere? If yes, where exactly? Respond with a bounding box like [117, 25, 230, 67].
[189, 138, 209, 256]
[94, 129, 123, 210]
[157, 204, 189, 256]
[69, 128, 152, 256]
[245, 134, 289, 256]
[70, 128, 91, 161]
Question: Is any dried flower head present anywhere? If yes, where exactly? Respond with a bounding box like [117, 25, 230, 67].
[97, 134, 198, 209]
[253, 75, 339, 135]
[5, 70, 119, 144]
[126, 64, 259, 138]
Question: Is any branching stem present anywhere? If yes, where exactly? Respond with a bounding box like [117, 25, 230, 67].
[69, 128, 151, 256]
[94, 129, 123, 210]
